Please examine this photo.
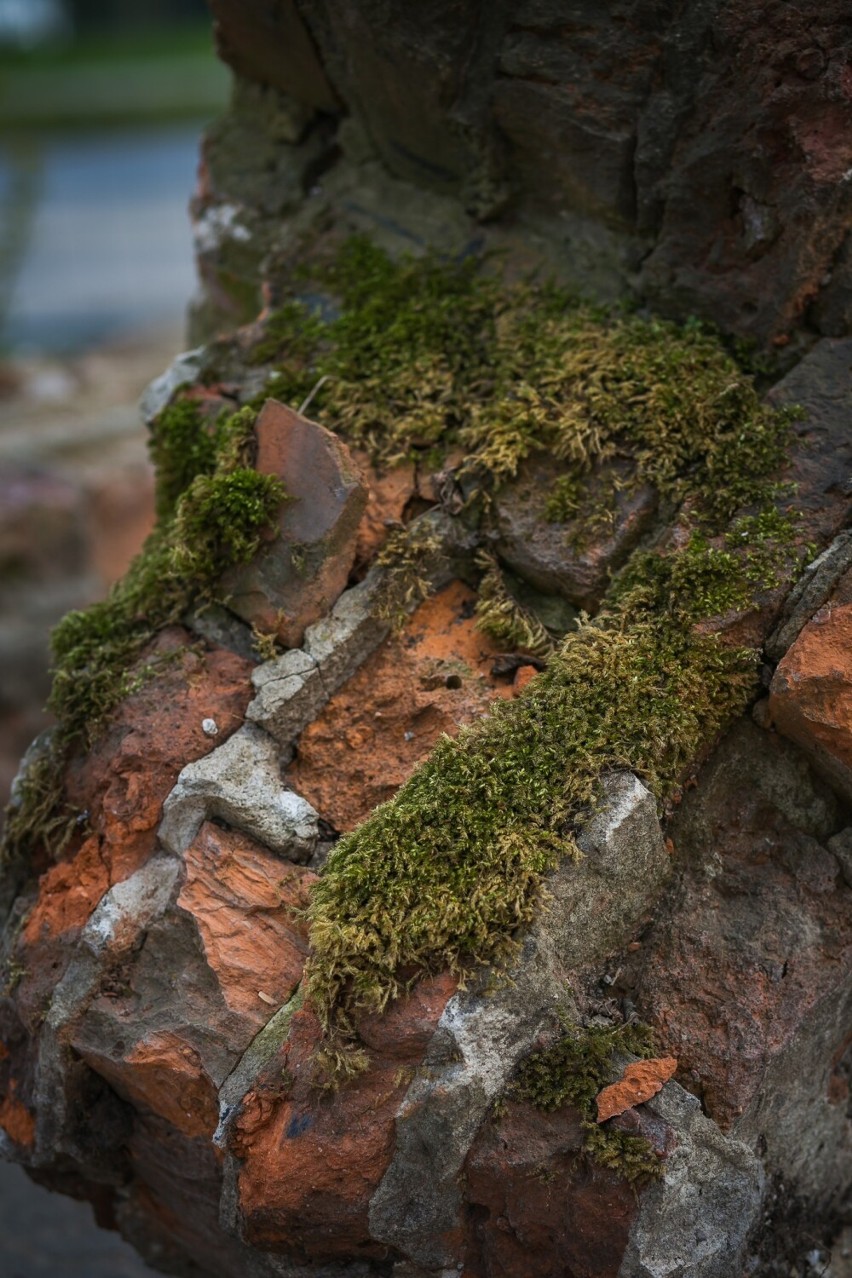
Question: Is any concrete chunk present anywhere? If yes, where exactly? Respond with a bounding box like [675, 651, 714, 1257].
[158, 723, 318, 861]
[303, 573, 390, 695]
[619, 1083, 764, 1278]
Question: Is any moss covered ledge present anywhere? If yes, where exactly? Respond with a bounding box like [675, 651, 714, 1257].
[2, 240, 805, 1087]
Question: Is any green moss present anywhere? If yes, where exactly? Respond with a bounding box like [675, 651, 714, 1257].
[581, 1122, 664, 1184]
[170, 469, 285, 579]
[1, 746, 79, 871]
[283, 239, 802, 1077]
[0, 404, 284, 870]
[512, 1015, 669, 1184]
[474, 552, 556, 659]
[544, 474, 584, 524]
[513, 1019, 656, 1112]
[512, 1018, 662, 1183]
[253, 240, 793, 542]
[148, 397, 216, 519]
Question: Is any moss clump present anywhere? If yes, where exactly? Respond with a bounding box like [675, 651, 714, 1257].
[254, 239, 794, 528]
[0, 402, 284, 870]
[474, 552, 555, 659]
[285, 240, 802, 1076]
[512, 1019, 662, 1183]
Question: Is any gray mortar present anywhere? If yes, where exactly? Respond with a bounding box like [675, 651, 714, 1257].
[368, 771, 669, 1270]
[618, 1082, 764, 1278]
[139, 347, 207, 425]
[27, 856, 184, 1174]
[247, 573, 390, 747]
[158, 723, 318, 861]
[246, 510, 471, 750]
[766, 530, 852, 661]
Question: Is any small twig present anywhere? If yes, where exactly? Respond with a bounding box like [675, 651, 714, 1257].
[298, 375, 331, 416]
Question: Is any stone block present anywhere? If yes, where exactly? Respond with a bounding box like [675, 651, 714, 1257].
[223, 400, 368, 648]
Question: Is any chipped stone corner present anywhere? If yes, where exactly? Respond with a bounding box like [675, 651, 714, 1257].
[618, 1082, 765, 1278]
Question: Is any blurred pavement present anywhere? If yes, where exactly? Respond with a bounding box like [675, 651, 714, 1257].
[0, 1160, 158, 1276]
[1, 124, 202, 353]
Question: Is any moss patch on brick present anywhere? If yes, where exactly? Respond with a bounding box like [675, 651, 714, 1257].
[1, 403, 284, 871]
[281, 241, 802, 1075]
[512, 1019, 663, 1183]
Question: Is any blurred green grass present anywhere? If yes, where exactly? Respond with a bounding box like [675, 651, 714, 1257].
[0, 23, 229, 130]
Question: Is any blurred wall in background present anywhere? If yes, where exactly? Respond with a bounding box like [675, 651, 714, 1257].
[0, 0, 228, 813]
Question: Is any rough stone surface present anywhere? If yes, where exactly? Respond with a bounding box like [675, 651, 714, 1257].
[352, 453, 417, 567]
[139, 347, 206, 425]
[490, 457, 658, 612]
[618, 1082, 765, 1278]
[158, 723, 319, 861]
[223, 399, 367, 647]
[177, 823, 315, 1022]
[201, 2, 852, 348]
[463, 1100, 640, 1278]
[368, 772, 668, 1270]
[230, 975, 457, 1262]
[631, 719, 852, 1210]
[768, 339, 852, 550]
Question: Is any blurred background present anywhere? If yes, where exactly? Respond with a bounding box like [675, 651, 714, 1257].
[0, 0, 229, 816]
[0, 9, 226, 1269]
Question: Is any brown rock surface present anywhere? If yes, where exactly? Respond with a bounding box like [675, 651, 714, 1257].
[769, 602, 852, 805]
[289, 579, 508, 831]
[0, 1083, 35, 1149]
[223, 399, 367, 646]
[78, 1032, 220, 1142]
[8, 634, 255, 1041]
[463, 1100, 640, 1278]
[65, 629, 255, 887]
